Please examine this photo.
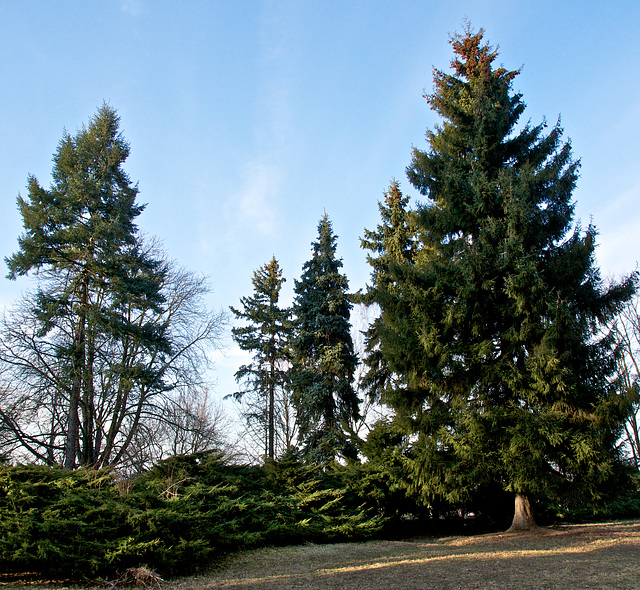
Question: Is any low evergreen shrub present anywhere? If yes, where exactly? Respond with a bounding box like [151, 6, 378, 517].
[0, 451, 388, 580]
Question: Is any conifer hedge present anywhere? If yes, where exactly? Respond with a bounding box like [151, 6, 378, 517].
[0, 452, 388, 580]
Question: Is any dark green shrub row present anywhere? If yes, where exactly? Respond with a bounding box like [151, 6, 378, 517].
[0, 452, 389, 580]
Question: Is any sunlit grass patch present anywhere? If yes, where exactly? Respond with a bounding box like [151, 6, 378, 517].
[168, 520, 640, 590]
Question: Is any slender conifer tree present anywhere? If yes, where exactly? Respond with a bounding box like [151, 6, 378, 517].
[230, 256, 292, 460]
[359, 180, 418, 403]
[292, 214, 359, 464]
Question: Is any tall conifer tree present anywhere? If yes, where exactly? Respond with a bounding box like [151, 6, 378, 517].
[230, 256, 292, 460]
[365, 27, 636, 528]
[5, 104, 169, 469]
[292, 214, 359, 464]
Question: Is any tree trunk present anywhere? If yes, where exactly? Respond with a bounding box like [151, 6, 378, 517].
[508, 492, 537, 531]
[64, 277, 88, 469]
[81, 328, 96, 466]
[625, 412, 640, 470]
[268, 357, 275, 460]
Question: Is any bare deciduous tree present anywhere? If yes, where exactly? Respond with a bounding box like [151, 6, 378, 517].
[0, 246, 228, 469]
[611, 291, 640, 468]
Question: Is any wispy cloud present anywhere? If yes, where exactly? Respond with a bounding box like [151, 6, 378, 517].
[225, 159, 281, 237]
[208, 345, 253, 399]
[594, 181, 640, 277]
[120, 0, 144, 16]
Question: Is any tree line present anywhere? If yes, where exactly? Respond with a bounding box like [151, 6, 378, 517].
[1, 26, 639, 536]
[229, 27, 639, 531]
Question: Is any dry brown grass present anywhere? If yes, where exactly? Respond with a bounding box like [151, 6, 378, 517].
[168, 520, 640, 590]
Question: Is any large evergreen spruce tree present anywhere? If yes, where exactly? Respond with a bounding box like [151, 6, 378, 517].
[292, 214, 359, 464]
[5, 104, 169, 469]
[364, 27, 636, 528]
[230, 256, 292, 459]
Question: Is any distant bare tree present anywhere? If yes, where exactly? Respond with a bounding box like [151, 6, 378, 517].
[158, 387, 231, 457]
[229, 370, 297, 463]
[113, 386, 232, 475]
[611, 291, 640, 468]
[349, 304, 393, 442]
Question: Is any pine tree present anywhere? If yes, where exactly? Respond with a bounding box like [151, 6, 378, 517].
[291, 214, 359, 464]
[367, 27, 636, 528]
[230, 256, 292, 460]
[5, 104, 169, 469]
[359, 180, 418, 402]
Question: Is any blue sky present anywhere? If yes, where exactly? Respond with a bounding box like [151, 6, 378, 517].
[1, 1, 639, 405]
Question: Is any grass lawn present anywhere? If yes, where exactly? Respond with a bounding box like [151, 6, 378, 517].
[168, 520, 640, 590]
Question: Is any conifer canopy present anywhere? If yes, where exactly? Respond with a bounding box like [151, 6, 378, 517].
[362, 27, 637, 527]
[5, 105, 170, 469]
[292, 214, 359, 464]
[231, 256, 292, 459]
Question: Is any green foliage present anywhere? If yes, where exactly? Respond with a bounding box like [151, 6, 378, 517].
[362, 26, 638, 520]
[3, 104, 169, 469]
[0, 465, 131, 577]
[291, 214, 359, 464]
[0, 453, 389, 581]
[358, 180, 419, 402]
[230, 256, 293, 459]
[542, 467, 640, 523]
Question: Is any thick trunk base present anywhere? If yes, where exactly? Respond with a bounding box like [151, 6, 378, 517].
[507, 492, 537, 532]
